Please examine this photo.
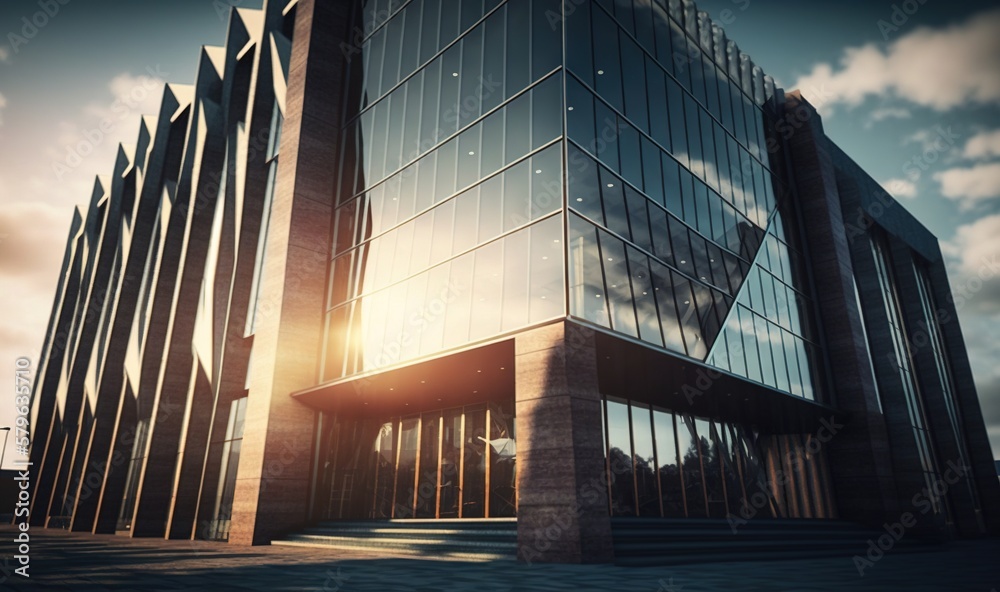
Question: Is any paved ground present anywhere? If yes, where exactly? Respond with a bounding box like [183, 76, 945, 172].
[0, 525, 997, 591]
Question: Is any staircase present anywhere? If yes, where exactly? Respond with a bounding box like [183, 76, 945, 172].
[270, 519, 518, 561]
[611, 518, 942, 566]
[272, 517, 943, 565]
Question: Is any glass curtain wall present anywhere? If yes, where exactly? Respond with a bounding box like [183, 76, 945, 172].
[564, 0, 825, 402]
[913, 261, 981, 514]
[324, 0, 566, 382]
[601, 395, 836, 520]
[314, 402, 516, 520]
[868, 234, 946, 518]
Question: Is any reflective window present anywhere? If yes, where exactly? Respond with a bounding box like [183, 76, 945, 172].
[866, 234, 944, 515]
[394, 417, 420, 518]
[592, 7, 624, 112]
[599, 398, 836, 521]
[599, 230, 639, 338]
[677, 415, 707, 517]
[631, 403, 659, 516]
[605, 397, 635, 516]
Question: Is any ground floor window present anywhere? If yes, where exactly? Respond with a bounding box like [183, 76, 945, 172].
[602, 396, 837, 520]
[116, 419, 149, 532]
[205, 396, 247, 541]
[314, 401, 516, 520]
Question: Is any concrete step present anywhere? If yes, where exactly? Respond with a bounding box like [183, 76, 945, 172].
[610, 518, 943, 566]
[271, 519, 518, 561]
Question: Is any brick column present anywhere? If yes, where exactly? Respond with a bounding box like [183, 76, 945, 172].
[926, 259, 1000, 535]
[227, 0, 348, 545]
[514, 320, 614, 563]
[781, 91, 900, 528]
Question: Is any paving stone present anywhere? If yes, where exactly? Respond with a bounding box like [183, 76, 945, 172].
[0, 525, 997, 591]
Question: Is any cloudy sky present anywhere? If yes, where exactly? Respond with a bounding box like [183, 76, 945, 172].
[0, 0, 997, 468]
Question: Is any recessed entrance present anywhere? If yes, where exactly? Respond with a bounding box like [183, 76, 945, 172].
[313, 402, 516, 521]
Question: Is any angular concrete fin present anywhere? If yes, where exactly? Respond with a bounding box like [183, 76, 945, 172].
[117, 143, 136, 177]
[270, 31, 292, 114]
[203, 45, 227, 79]
[165, 83, 195, 122]
[89, 175, 108, 207]
[234, 7, 265, 43]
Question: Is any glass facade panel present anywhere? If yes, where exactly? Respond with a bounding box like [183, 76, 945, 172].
[653, 409, 684, 517]
[416, 413, 441, 518]
[314, 402, 510, 521]
[631, 403, 659, 516]
[393, 417, 420, 518]
[600, 397, 835, 521]
[605, 397, 635, 516]
[489, 403, 517, 517]
[330, 27, 567, 378]
[464, 406, 488, 518]
[698, 418, 727, 518]
[677, 414, 707, 517]
[333, 2, 837, 527]
[867, 234, 945, 516]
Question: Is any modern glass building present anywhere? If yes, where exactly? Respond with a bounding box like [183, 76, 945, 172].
[26, 0, 999, 563]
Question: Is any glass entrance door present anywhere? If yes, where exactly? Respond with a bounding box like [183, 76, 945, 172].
[313, 401, 516, 521]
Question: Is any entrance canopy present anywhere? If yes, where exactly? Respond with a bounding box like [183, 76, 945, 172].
[293, 340, 516, 418]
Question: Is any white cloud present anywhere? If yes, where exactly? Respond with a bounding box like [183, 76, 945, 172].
[880, 178, 917, 199]
[0, 92, 6, 126]
[0, 201, 73, 469]
[933, 163, 1000, 209]
[943, 215, 1000, 278]
[48, 71, 164, 190]
[83, 72, 165, 123]
[0, 201, 73, 282]
[903, 129, 939, 152]
[864, 106, 911, 128]
[0, 46, 8, 62]
[942, 216, 1000, 458]
[791, 8, 1000, 114]
[963, 129, 1000, 160]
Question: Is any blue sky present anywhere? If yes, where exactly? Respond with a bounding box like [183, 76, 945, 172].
[0, 0, 997, 467]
